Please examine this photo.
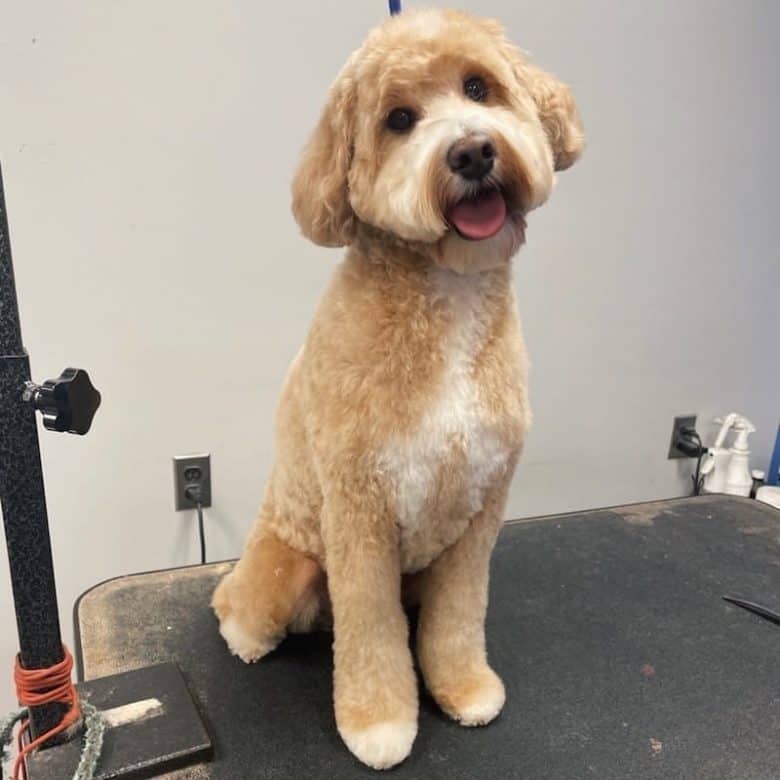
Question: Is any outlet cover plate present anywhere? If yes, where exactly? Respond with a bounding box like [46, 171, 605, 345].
[173, 454, 212, 510]
[668, 415, 697, 459]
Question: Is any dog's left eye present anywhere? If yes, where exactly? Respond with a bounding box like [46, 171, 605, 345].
[464, 76, 488, 102]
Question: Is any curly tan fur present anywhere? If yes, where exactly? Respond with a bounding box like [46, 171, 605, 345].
[213, 8, 582, 770]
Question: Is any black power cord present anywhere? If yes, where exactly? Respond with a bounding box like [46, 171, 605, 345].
[678, 426, 707, 496]
[185, 485, 207, 565]
[690, 431, 705, 496]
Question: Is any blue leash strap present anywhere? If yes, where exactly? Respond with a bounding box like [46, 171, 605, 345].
[389, 0, 402, 15]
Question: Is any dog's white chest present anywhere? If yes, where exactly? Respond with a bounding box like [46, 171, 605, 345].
[378, 270, 513, 541]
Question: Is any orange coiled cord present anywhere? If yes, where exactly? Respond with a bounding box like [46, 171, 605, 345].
[12, 646, 81, 780]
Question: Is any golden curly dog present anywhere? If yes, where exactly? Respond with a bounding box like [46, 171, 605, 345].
[213, 7, 582, 770]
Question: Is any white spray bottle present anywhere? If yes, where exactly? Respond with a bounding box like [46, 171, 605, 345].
[701, 414, 756, 496]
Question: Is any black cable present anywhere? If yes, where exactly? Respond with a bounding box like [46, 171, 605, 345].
[196, 501, 206, 565]
[689, 430, 704, 496]
[185, 486, 207, 565]
[678, 426, 706, 496]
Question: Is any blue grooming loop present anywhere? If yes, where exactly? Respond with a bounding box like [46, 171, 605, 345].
[389, 0, 402, 15]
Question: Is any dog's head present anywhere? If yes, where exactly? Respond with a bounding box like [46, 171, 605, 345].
[292, 8, 583, 272]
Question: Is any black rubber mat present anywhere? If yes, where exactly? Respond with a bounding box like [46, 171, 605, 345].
[74, 496, 780, 779]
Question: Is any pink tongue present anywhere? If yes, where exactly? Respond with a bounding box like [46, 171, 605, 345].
[447, 189, 507, 240]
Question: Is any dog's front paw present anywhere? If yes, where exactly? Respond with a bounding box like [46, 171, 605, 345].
[332, 639, 419, 769]
[217, 614, 281, 664]
[431, 665, 506, 726]
[339, 719, 417, 770]
[212, 573, 283, 663]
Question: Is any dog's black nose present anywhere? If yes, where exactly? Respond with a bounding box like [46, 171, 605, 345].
[447, 134, 496, 180]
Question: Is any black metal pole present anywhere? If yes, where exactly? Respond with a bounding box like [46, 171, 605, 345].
[0, 164, 67, 740]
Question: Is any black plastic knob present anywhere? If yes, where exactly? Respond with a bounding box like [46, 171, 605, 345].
[28, 368, 101, 435]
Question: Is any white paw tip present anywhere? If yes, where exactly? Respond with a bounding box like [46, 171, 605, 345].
[218, 615, 280, 664]
[451, 682, 506, 726]
[340, 720, 417, 770]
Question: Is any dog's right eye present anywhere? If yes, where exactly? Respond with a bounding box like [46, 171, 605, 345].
[386, 108, 416, 133]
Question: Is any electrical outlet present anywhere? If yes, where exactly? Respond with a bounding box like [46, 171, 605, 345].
[667, 415, 697, 459]
[173, 454, 211, 510]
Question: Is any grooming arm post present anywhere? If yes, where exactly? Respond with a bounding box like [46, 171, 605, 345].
[0, 164, 68, 741]
[0, 166, 210, 780]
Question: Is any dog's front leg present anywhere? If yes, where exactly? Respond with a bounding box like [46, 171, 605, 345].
[323, 485, 418, 770]
[417, 461, 516, 727]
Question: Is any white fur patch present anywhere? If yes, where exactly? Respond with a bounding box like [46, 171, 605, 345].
[219, 615, 280, 664]
[339, 720, 417, 770]
[378, 269, 512, 542]
[450, 679, 506, 726]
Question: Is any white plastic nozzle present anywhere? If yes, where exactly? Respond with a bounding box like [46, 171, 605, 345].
[712, 413, 739, 449]
[730, 416, 755, 453]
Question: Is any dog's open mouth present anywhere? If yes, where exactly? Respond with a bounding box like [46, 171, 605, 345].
[446, 188, 507, 241]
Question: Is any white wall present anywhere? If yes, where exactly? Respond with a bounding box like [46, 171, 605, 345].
[0, 0, 778, 713]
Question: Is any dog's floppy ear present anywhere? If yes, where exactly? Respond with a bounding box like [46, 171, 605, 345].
[486, 18, 583, 172]
[521, 63, 584, 171]
[291, 59, 357, 247]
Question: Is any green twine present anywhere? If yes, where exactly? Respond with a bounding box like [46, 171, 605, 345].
[73, 702, 105, 780]
[1, 702, 105, 780]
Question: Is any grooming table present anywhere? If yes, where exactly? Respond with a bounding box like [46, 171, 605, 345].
[74, 496, 780, 779]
